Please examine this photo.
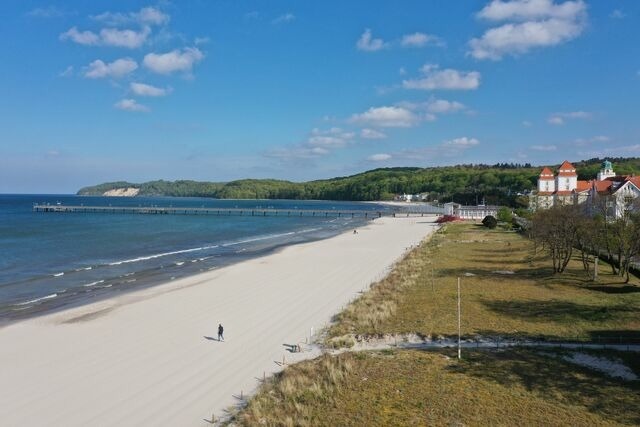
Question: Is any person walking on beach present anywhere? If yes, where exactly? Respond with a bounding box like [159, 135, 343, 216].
[218, 323, 224, 341]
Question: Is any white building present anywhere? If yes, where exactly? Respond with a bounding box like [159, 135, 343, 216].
[530, 159, 640, 218]
[444, 202, 499, 220]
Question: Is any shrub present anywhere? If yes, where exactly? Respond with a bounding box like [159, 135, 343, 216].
[482, 215, 498, 228]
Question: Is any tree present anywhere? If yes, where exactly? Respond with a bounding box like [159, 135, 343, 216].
[497, 207, 513, 223]
[531, 205, 582, 273]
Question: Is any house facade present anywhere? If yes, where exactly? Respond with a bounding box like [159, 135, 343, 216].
[529, 160, 640, 218]
[444, 202, 499, 220]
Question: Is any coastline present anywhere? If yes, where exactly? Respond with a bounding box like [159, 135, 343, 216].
[0, 216, 439, 426]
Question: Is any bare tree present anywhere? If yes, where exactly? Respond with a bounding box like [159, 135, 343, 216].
[531, 205, 582, 274]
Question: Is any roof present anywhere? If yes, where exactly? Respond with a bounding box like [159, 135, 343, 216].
[594, 180, 614, 194]
[625, 176, 640, 189]
[539, 167, 555, 180]
[575, 180, 591, 193]
[555, 191, 574, 196]
[540, 167, 553, 175]
[557, 160, 577, 177]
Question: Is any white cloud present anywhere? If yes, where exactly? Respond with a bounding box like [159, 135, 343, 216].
[60, 27, 100, 45]
[470, 0, 587, 60]
[114, 99, 149, 112]
[443, 137, 480, 148]
[522, 120, 533, 127]
[307, 128, 355, 147]
[610, 9, 625, 19]
[99, 26, 150, 48]
[194, 37, 210, 45]
[27, 6, 65, 18]
[92, 7, 169, 26]
[403, 64, 480, 90]
[469, 18, 585, 60]
[60, 26, 151, 48]
[266, 127, 358, 161]
[143, 47, 204, 74]
[350, 106, 420, 128]
[272, 13, 295, 24]
[389, 136, 481, 162]
[530, 144, 557, 151]
[400, 32, 443, 48]
[361, 129, 387, 139]
[477, 0, 586, 21]
[356, 29, 387, 52]
[130, 82, 171, 97]
[59, 66, 74, 77]
[368, 153, 392, 161]
[84, 58, 138, 79]
[263, 146, 327, 160]
[425, 98, 466, 114]
[137, 7, 170, 25]
[548, 111, 592, 125]
[399, 67, 406, 75]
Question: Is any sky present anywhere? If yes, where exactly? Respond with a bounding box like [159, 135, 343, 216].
[1, 0, 639, 193]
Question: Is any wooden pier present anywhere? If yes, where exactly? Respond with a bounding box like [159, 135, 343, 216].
[33, 204, 441, 218]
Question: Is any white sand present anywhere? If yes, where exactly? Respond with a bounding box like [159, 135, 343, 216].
[0, 217, 438, 426]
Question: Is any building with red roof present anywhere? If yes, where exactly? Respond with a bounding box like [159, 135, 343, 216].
[529, 160, 640, 218]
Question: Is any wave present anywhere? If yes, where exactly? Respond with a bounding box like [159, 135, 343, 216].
[83, 280, 105, 287]
[221, 231, 296, 247]
[91, 224, 341, 277]
[108, 244, 220, 266]
[74, 267, 92, 271]
[104, 230, 305, 267]
[15, 293, 58, 306]
[52, 272, 64, 277]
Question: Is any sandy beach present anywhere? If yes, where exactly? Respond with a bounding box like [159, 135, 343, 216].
[0, 216, 438, 426]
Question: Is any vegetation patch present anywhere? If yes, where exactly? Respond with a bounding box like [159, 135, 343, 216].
[229, 348, 639, 426]
[327, 223, 640, 343]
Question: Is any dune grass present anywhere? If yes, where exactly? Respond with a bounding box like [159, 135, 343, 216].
[327, 223, 640, 343]
[231, 348, 639, 426]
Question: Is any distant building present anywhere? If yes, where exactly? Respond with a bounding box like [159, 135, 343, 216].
[444, 202, 499, 220]
[529, 159, 640, 218]
[394, 192, 429, 202]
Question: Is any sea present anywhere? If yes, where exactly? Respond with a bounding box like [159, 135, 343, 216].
[0, 195, 391, 324]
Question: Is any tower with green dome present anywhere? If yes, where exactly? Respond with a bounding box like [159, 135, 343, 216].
[597, 160, 615, 181]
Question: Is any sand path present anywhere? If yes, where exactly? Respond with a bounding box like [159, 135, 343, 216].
[0, 217, 438, 426]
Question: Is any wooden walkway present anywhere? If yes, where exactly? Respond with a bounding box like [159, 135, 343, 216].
[32, 204, 442, 218]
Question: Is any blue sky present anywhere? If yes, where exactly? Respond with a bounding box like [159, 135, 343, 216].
[1, 0, 639, 193]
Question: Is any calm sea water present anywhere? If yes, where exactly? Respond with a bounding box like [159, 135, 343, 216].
[0, 195, 388, 323]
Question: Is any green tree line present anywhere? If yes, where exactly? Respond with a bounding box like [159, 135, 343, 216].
[77, 158, 640, 206]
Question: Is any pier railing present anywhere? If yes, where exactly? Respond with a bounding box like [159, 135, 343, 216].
[33, 204, 442, 218]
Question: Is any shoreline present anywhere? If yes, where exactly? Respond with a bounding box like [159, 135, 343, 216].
[0, 218, 371, 326]
[0, 216, 439, 426]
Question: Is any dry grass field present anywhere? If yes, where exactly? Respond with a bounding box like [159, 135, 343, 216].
[233, 348, 639, 426]
[328, 223, 640, 343]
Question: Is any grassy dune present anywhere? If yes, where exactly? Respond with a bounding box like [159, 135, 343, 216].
[328, 223, 640, 343]
[233, 349, 639, 426]
[230, 223, 640, 426]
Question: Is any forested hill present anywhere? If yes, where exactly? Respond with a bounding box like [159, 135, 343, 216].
[77, 157, 640, 206]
